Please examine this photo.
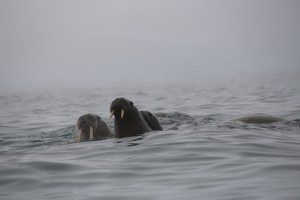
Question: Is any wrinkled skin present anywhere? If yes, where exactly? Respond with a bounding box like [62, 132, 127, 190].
[110, 98, 162, 138]
[76, 114, 112, 142]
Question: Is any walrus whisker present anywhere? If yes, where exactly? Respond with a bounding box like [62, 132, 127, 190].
[109, 110, 114, 120]
[121, 109, 124, 119]
[89, 126, 94, 140]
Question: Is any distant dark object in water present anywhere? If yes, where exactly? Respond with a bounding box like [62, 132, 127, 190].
[237, 115, 281, 124]
[76, 114, 112, 142]
[110, 98, 163, 138]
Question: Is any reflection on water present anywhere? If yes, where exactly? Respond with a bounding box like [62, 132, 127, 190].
[0, 80, 300, 200]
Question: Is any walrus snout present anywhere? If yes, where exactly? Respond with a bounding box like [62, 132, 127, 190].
[78, 125, 94, 142]
[78, 123, 95, 142]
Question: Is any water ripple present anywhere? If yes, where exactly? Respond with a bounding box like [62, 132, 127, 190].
[1, 84, 300, 200]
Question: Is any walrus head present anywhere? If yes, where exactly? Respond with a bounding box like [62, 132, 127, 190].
[109, 98, 152, 138]
[109, 98, 135, 120]
[76, 114, 100, 141]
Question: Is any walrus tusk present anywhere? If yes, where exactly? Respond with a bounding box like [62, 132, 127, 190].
[89, 126, 94, 140]
[121, 109, 124, 119]
[109, 110, 114, 120]
[79, 128, 84, 142]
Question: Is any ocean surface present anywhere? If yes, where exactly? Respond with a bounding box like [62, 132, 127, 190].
[1, 78, 300, 200]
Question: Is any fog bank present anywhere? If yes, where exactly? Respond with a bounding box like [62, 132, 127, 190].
[1, 0, 299, 92]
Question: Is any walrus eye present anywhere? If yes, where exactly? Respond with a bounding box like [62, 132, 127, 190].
[129, 101, 133, 106]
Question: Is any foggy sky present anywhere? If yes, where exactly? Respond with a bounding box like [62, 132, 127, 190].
[1, 0, 300, 92]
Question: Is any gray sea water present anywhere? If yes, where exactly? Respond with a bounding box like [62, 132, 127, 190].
[1, 78, 300, 200]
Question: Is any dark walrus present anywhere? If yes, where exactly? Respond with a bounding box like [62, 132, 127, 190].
[76, 113, 112, 142]
[140, 110, 163, 131]
[110, 98, 163, 138]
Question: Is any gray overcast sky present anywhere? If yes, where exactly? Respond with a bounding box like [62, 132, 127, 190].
[1, 0, 300, 92]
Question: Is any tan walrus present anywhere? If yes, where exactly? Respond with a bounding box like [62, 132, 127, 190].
[76, 114, 112, 142]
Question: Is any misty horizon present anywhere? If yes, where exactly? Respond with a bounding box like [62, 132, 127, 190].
[1, 0, 300, 93]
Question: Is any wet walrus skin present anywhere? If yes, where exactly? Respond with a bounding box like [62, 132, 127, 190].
[140, 111, 163, 131]
[110, 98, 163, 138]
[76, 114, 112, 142]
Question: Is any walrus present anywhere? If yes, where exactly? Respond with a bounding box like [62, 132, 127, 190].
[237, 115, 282, 124]
[76, 113, 112, 142]
[140, 111, 163, 131]
[109, 98, 163, 138]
